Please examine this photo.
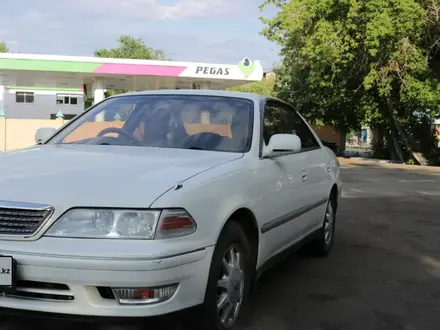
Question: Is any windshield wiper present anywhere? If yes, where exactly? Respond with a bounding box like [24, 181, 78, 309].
[187, 146, 204, 150]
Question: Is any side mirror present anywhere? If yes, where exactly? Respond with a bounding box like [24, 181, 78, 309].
[262, 134, 301, 158]
[35, 127, 57, 144]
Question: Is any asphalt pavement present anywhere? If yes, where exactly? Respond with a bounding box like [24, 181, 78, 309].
[1, 164, 440, 329]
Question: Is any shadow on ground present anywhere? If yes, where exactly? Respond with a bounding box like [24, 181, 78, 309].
[241, 194, 440, 330]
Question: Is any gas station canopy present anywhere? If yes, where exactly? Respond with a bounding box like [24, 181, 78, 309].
[0, 53, 264, 95]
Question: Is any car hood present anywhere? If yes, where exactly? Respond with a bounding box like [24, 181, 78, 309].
[0, 145, 242, 209]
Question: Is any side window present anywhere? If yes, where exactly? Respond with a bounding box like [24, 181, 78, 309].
[263, 101, 320, 151]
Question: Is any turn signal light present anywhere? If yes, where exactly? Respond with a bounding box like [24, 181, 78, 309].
[112, 284, 178, 305]
[155, 209, 197, 239]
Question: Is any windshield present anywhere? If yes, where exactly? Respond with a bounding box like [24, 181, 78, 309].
[47, 94, 254, 153]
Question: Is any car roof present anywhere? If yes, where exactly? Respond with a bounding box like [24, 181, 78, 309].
[110, 89, 271, 103]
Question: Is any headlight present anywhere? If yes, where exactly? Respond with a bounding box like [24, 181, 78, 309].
[45, 208, 197, 239]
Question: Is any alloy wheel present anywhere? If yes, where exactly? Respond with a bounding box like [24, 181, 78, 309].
[324, 202, 334, 246]
[216, 244, 245, 328]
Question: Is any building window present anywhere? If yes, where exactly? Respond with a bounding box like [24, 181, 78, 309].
[16, 92, 34, 103]
[50, 113, 77, 120]
[56, 94, 80, 105]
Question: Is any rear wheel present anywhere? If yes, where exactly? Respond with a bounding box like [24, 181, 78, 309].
[305, 196, 336, 257]
[185, 221, 252, 329]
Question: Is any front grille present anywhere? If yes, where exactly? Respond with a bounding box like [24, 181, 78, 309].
[7, 280, 74, 302]
[0, 201, 53, 236]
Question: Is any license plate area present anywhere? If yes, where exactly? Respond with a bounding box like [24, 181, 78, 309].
[0, 256, 17, 293]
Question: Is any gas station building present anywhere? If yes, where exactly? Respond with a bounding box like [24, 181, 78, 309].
[0, 53, 264, 120]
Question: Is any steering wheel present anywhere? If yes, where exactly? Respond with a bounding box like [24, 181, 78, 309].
[191, 132, 223, 140]
[184, 132, 224, 149]
[96, 127, 141, 145]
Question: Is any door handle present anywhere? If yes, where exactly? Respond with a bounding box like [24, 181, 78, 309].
[326, 164, 332, 173]
[301, 170, 308, 182]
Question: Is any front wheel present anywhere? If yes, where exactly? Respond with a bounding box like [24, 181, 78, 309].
[186, 221, 252, 329]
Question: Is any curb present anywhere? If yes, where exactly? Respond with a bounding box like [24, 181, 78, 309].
[337, 157, 440, 172]
[348, 157, 391, 164]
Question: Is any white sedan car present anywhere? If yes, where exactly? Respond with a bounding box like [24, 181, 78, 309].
[0, 90, 341, 329]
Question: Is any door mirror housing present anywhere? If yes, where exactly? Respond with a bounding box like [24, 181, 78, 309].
[262, 134, 302, 158]
[35, 127, 57, 144]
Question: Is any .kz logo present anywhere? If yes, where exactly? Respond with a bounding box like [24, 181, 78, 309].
[238, 57, 256, 78]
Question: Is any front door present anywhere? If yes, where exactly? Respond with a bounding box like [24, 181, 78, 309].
[284, 110, 331, 232]
[258, 100, 314, 261]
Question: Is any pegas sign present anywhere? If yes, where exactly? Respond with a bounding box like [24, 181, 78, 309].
[192, 58, 257, 78]
[195, 66, 230, 76]
[238, 57, 256, 78]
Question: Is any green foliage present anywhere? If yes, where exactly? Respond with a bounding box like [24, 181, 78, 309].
[0, 41, 8, 53]
[84, 99, 93, 110]
[94, 36, 168, 97]
[94, 36, 167, 60]
[227, 76, 276, 96]
[261, 0, 440, 164]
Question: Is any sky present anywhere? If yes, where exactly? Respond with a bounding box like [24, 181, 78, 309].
[0, 0, 280, 69]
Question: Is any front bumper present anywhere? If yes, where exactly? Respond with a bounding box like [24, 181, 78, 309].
[0, 238, 214, 317]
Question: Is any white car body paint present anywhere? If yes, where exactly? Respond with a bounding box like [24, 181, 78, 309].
[0, 90, 342, 318]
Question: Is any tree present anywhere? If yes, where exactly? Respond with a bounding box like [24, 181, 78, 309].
[261, 0, 440, 165]
[94, 35, 167, 60]
[228, 75, 276, 95]
[0, 41, 8, 53]
[94, 36, 168, 97]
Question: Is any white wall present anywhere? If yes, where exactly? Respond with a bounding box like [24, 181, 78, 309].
[3, 88, 85, 119]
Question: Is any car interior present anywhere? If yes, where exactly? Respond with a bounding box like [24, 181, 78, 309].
[59, 96, 254, 153]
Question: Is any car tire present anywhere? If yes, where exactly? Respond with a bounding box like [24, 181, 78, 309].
[184, 221, 252, 330]
[305, 195, 337, 257]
